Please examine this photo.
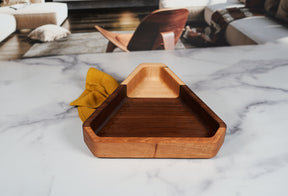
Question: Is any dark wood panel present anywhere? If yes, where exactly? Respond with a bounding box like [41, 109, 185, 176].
[67, 7, 156, 32]
[59, 0, 158, 10]
[96, 96, 218, 137]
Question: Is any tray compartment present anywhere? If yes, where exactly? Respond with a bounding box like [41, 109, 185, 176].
[83, 63, 226, 158]
[123, 63, 183, 98]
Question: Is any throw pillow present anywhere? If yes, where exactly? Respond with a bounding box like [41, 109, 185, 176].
[265, 0, 281, 16]
[276, 0, 288, 22]
[28, 24, 71, 42]
[1, 0, 29, 6]
[245, 0, 265, 8]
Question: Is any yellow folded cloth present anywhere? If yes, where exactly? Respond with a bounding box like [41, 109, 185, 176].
[70, 67, 119, 122]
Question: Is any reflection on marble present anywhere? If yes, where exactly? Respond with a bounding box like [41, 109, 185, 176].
[0, 43, 288, 196]
[23, 31, 185, 58]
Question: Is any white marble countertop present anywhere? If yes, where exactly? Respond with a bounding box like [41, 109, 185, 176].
[1, 43, 288, 196]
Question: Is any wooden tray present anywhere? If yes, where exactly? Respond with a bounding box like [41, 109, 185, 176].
[83, 63, 226, 158]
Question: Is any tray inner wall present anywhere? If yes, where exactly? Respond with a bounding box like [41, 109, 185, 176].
[95, 96, 218, 137]
[126, 66, 180, 98]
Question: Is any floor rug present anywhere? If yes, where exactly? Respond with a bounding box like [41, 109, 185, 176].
[23, 31, 186, 58]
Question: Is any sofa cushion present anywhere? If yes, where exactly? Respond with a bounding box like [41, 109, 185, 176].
[204, 2, 244, 25]
[28, 24, 70, 42]
[226, 16, 288, 45]
[264, 0, 280, 16]
[159, 0, 240, 22]
[226, 23, 256, 45]
[245, 0, 265, 8]
[0, 13, 16, 42]
[276, 0, 288, 22]
[0, 2, 68, 29]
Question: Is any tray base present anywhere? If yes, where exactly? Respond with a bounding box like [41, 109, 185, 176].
[97, 97, 217, 137]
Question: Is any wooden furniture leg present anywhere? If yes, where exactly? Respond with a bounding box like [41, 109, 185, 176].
[95, 25, 129, 52]
[152, 31, 175, 50]
[106, 41, 117, 52]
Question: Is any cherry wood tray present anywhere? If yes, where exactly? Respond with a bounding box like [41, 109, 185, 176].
[83, 63, 226, 158]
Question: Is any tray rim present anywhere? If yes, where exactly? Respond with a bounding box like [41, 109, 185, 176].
[121, 63, 185, 86]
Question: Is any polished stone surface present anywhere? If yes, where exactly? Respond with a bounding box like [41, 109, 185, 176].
[0, 43, 288, 195]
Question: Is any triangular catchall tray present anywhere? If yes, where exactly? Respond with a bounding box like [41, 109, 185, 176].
[83, 63, 226, 158]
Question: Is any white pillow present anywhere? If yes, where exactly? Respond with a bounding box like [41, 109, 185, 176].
[28, 24, 71, 42]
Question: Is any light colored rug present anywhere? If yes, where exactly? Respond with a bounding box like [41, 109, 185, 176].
[23, 31, 186, 58]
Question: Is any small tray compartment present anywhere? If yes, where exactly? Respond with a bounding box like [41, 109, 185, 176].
[83, 63, 226, 158]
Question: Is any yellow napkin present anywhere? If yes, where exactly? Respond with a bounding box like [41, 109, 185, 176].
[70, 67, 119, 122]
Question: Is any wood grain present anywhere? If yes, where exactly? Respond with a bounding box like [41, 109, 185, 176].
[83, 63, 226, 158]
[96, 97, 218, 137]
[95, 8, 189, 52]
[160, 31, 175, 50]
[122, 63, 184, 98]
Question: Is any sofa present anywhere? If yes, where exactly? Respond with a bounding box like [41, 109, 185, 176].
[159, 0, 242, 23]
[159, 0, 288, 45]
[0, 13, 16, 42]
[0, 0, 67, 30]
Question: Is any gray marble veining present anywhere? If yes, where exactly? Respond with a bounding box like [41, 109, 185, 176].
[0, 43, 288, 196]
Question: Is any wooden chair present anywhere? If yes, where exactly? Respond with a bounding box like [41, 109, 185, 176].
[95, 8, 189, 52]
